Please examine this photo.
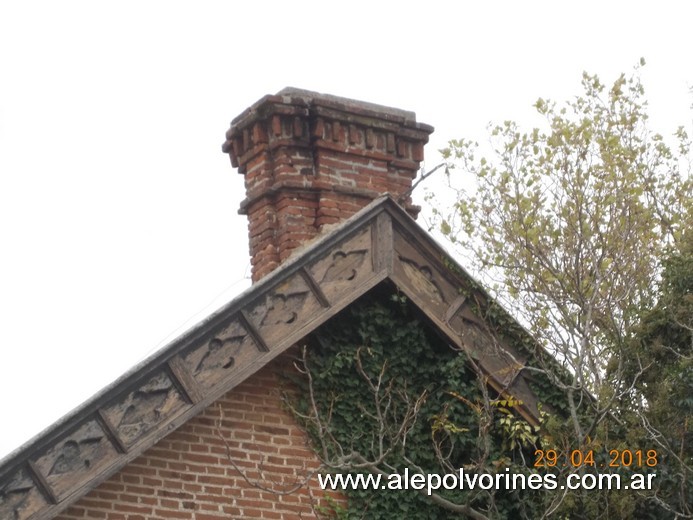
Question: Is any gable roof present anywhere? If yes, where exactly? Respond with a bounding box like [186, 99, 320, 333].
[0, 196, 542, 520]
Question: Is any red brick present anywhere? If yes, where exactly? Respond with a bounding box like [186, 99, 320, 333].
[227, 92, 431, 281]
[112, 503, 153, 514]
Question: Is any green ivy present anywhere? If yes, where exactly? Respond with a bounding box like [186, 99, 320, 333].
[293, 290, 566, 518]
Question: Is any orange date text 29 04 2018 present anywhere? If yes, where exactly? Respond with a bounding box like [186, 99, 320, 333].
[534, 449, 658, 468]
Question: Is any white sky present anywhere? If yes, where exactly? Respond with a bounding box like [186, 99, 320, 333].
[1, 1, 691, 460]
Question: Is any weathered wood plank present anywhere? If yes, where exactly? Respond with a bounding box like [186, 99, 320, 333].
[101, 372, 188, 449]
[167, 356, 204, 405]
[0, 466, 49, 519]
[299, 267, 330, 308]
[95, 409, 127, 455]
[372, 211, 394, 274]
[239, 310, 270, 352]
[445, 295, 467, 324]
[26, 461, 57, 505]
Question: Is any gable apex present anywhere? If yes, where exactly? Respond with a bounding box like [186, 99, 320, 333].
[0, 196, 542, 520]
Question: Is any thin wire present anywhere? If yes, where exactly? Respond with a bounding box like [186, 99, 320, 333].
[137, 265, 252, 362]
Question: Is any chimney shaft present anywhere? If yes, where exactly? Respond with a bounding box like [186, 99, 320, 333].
[223, 88, 433, 282]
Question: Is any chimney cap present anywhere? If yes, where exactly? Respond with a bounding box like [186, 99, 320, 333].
[228, 87, 434, 134]
[276, 86, 418, 123]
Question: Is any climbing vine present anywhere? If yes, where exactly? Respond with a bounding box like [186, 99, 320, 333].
[289, 289, 570, 519]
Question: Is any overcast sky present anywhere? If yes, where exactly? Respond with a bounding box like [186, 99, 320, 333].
[1, 1, 691, 460]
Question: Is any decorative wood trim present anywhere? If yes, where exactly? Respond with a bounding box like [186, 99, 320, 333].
[239, 310, 270, 352]
[372, 211, 393, 274]
[27, 460, 57, 505]
[299, 267, 330, 308]
[0, 196, 552, 520]
[445, 295, 467, 324]
[166, 356, 204, 405]
[390, 270, 541, 427]
[95, 409, 127, 455]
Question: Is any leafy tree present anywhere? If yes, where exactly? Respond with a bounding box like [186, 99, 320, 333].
[430, 61, 692, 516]
[618, 232, 693, 516]
[256, 63, 691, 519]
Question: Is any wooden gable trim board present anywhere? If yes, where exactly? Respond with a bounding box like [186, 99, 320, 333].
[0, 196, 545, 520]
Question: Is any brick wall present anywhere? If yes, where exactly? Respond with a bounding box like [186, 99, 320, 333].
[56, 353, 343, 520]
[223, 88, 433, 281]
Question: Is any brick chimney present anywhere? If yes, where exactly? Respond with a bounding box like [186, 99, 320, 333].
[222, 88, 434, 282]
